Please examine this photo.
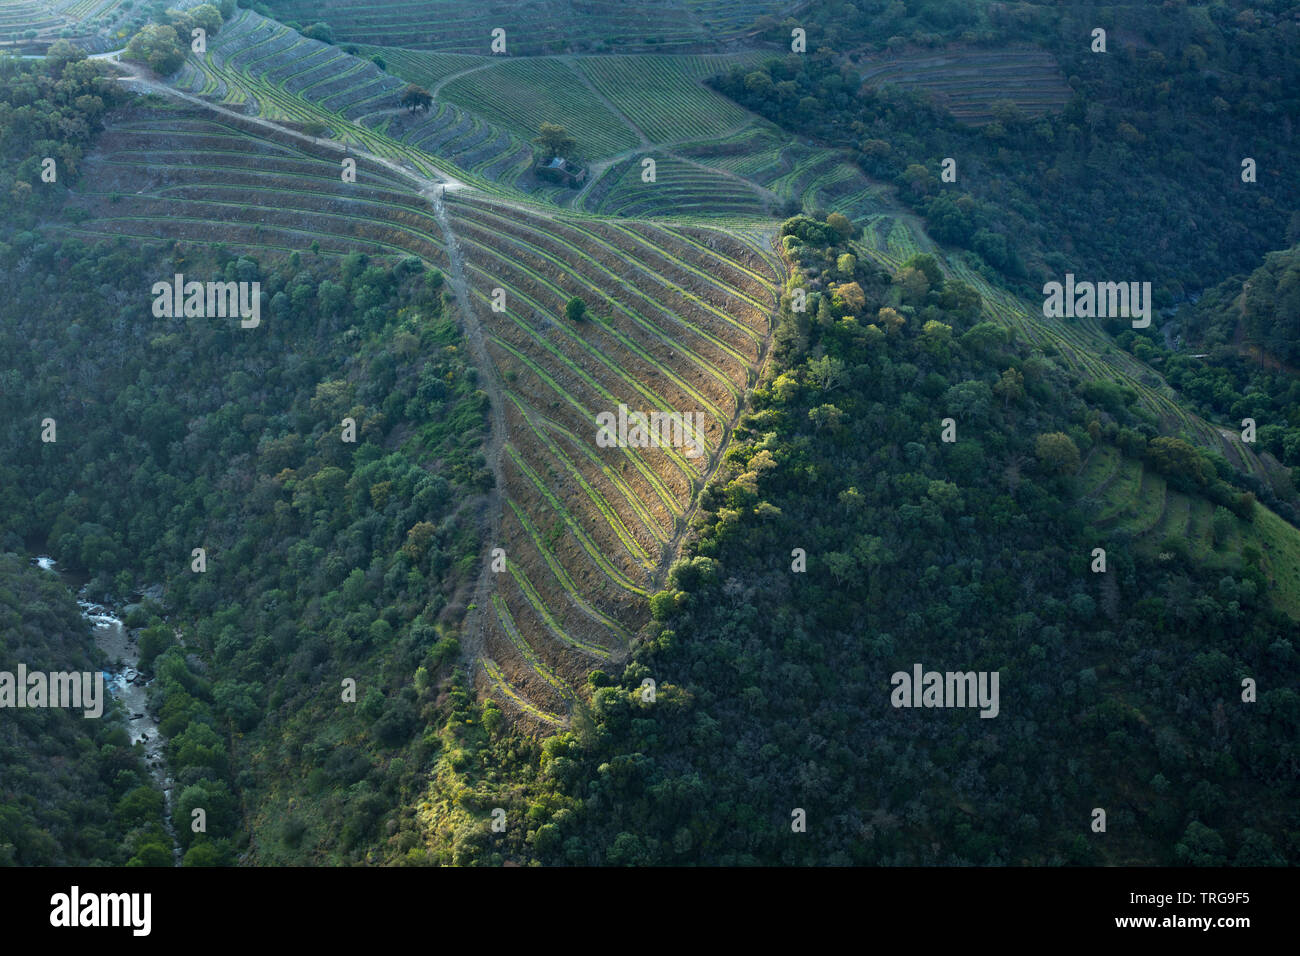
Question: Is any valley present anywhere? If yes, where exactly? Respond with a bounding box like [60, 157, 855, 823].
[2, 0, 1297, 871]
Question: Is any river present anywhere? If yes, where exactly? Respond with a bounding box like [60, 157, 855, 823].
[33, 556, 179, 861]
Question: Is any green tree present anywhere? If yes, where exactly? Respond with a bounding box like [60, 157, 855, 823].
[399, 85, 432, 113]
[1035, 432, 1081, 475]
[920, 320, 953, 359]
[899, 266, 930, 304]
[126, 843, 173, 867]
[176, 780, 238, 849]
[808, 403, 845, 431]
[993, 368, 1024, 407]
[1175, 821, 1227, 866]
[744, 71, 774, 97]
[402, 521, 437, 561]
[533, 122, 576, 159]
[171, 722, 228, 778]
[806, 355, 845, 391]
[302, 22, 334, 44]
[123, 25, 185, 75]
[827, 212, 854, 239]
[183, 840, 235, 866]
[1211, 506, 1235, 549]
[115, 786, 164, 828]
[44, 39, 86, 72]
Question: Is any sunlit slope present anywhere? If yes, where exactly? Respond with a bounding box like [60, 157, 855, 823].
[447, 193, 780, 724]
[62, 101, 783, 726]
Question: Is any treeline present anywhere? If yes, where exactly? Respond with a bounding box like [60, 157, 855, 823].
[718, 0, 1298, 301]
[122, 2, 231, 76]
[0, 46, 125, 226]
[0, 234, 491, 863]
[430, 213, 1297, 865]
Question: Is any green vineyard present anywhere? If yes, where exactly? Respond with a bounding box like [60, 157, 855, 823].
[0, 0, 137, 53]
[439, 57, 639, 160]
[261, 0, 795, 54]
[854, 45, 1072, 124]
[571, 53, 763, 144]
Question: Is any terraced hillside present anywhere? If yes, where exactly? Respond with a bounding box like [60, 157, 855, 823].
[580, 153, 774, 220]
[840, 207, 1300, 616]
[570, 53, 764, 144]
[0, 0, 141, 53]
[381, 50, 766, 152]
[263, 0, 796, 54]
[1077, 444, 1300, 619]
[854, 45, 1072, 124]
[62, 104, 443, 258]
[437, 57, 639, 160]
[665, 126, 887, 219]
[172, 16, 859, 220]
[61, 98, 783, 727]
[446, 192, 780, 724]
[172, 9, 552, 198]
[49, 1, 1300, 714]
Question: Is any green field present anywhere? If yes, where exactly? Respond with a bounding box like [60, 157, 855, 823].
[175, 10, 547, 196]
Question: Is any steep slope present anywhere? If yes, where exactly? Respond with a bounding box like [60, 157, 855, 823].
[64, 80, 781, 726]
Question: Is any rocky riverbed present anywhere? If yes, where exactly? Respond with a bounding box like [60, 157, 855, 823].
[34, 556, 179, 860]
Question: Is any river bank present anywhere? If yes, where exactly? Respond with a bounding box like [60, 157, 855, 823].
[33, 556, 180, 862]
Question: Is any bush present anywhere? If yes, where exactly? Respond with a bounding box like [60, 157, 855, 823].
[1035, 432, 1081, 475]
[779, 214, 837, 246]
[137, 624, 175, 673]
[302, 22, 333, 44]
